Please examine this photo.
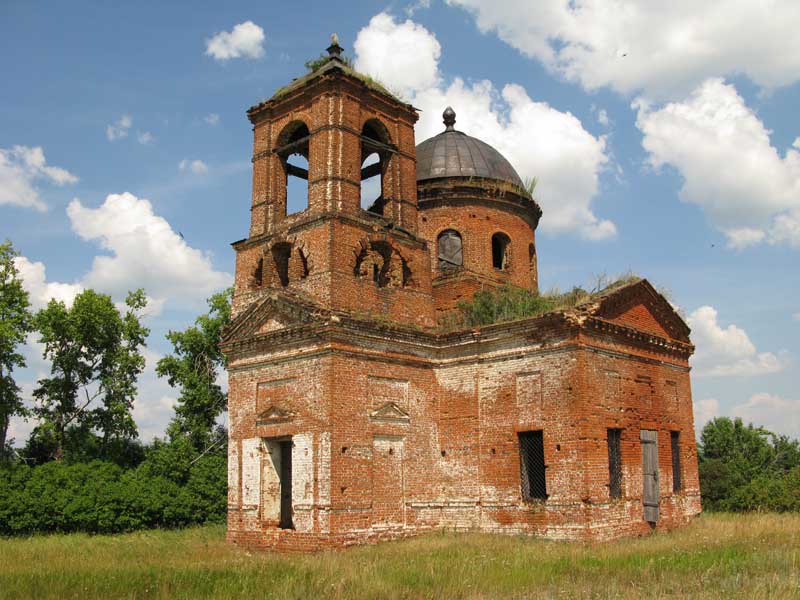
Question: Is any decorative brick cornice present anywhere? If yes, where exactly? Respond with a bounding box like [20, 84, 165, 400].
[231, 210, 427, 252]
[222, 295, 690, 369]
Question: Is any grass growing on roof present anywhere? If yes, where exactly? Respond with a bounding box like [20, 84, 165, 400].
[455, 271, 643, 328]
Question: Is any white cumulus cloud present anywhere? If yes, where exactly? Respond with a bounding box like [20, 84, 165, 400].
[732, 393, 800, 438]
[687, 305, 786, 377]
[205, 21, 265, 61]
[137, 131, 154, 145]
[354, 12, 613, 240]
[692, 398, 719, 432]
[0, 145, 78, 212]
[66, 192, 231, 313]
[179, 159, 209, 175]
[13, 256, 83, 310]
[354, 13, 441, 98]
[106, 114, 132, 141]
[636, 79, 800, 249]
[204, 113, 220, 126]
[446, 0, 800, 99]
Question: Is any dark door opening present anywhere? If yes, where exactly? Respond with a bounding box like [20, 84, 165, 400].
[279, 440, 293, 529]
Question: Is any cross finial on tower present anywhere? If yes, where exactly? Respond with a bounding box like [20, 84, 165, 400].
[443, 106, 456, 131]
[327, 33, 344, 59]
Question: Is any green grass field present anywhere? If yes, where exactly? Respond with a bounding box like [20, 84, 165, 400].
[1, 513, 798, 599]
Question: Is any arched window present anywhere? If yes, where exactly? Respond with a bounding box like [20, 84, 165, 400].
[492, 233, 511, 270]
[360, 120, 391, 215]
[528, 243, 536, 270]
[275, 121, 310, 215]
[437, 230, 463, 271]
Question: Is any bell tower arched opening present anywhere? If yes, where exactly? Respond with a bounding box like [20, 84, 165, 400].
[276, 121, 310, 216]
[361, 119, 391, 216]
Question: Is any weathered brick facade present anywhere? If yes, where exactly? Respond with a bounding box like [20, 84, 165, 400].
[221, 41, 701, 551]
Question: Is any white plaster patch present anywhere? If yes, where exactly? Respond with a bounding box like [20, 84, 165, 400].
[261, 439, 282, 521]
[241, 437, 261, 508]
[228, 441, 240, 507]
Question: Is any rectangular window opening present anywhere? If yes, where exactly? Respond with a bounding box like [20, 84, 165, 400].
[518, 430, 547, 501]
[671, 431, 682, 493]
[607, 428, 623, 499]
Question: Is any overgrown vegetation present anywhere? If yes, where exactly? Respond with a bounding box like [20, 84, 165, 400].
[454, 272, 642, 328]
[272, 53, 402, 103]
[699, 416, 800, 512]
[1, 513, 798, 599]
[0, 438, 226, 535]
[304, 53, 353, 72]
[1, 239, 232, 535]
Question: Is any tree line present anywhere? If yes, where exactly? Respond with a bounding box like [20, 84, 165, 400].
[1, 239, 799, 535]
[0, 240, 231, 533]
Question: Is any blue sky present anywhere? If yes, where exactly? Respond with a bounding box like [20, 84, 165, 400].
[2, 1, 798, 442]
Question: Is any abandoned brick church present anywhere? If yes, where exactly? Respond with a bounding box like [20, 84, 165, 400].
[221, 38, 701, 551]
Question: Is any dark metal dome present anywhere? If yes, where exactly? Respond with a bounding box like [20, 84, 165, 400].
[415, 107, 525, 189]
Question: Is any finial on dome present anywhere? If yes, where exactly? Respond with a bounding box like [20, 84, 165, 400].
[443, 106, 456, 131]
[327, 33, 344, 59]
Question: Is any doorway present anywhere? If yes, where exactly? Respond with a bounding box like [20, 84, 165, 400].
[278, 440, 293, 529]
[640, 429, 660, 523]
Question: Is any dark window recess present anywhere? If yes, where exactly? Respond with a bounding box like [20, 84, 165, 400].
[519, 430, 547, 500]
[671, 431, 682, 493]
[492, 232, 510, 270]
[271, 243, 292, 287]
[607, 428, 623, 499]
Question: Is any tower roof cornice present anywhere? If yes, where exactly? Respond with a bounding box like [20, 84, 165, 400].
[247, 36, 417, 123]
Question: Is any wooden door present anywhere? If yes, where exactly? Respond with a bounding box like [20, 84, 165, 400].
[279, 440, 294, 529]
[640, 429, 660, 523]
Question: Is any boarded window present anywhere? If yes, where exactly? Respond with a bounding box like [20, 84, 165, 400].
[518, 430, 547, 501]
[437, 230, 463, 270]
[671, 431, 682, 493]
[607, 428, 623, 499]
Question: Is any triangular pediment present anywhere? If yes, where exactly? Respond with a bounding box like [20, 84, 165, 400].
[221, 292, 323, 346]
[370, 402, 410, 423]
[256, 405, 293, 425]
[587, 279, 691, 343]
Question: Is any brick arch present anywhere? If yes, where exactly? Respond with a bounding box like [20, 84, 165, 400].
[261, 234, 309, 288]
[352, 236, 416, 288]
[275, 119, 311, 153]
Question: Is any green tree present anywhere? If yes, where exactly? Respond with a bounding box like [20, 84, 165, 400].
[698, 417, 800, 511]
[32, 289, 149, 460]
[157, 289, 231, 450]
[0, 241, 33, 457]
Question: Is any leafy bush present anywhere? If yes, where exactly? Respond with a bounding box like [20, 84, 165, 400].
[0, 443, 226, 535]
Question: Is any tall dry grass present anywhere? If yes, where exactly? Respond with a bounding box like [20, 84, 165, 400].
[0, 512, 798, 599]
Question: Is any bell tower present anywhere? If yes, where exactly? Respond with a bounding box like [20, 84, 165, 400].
[231, 36, 435, 327]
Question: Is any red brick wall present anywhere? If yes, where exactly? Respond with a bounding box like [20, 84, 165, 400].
[226, 315, 700, 551]
[418, 201, 538, 316]
[225, 66, 699, 552]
